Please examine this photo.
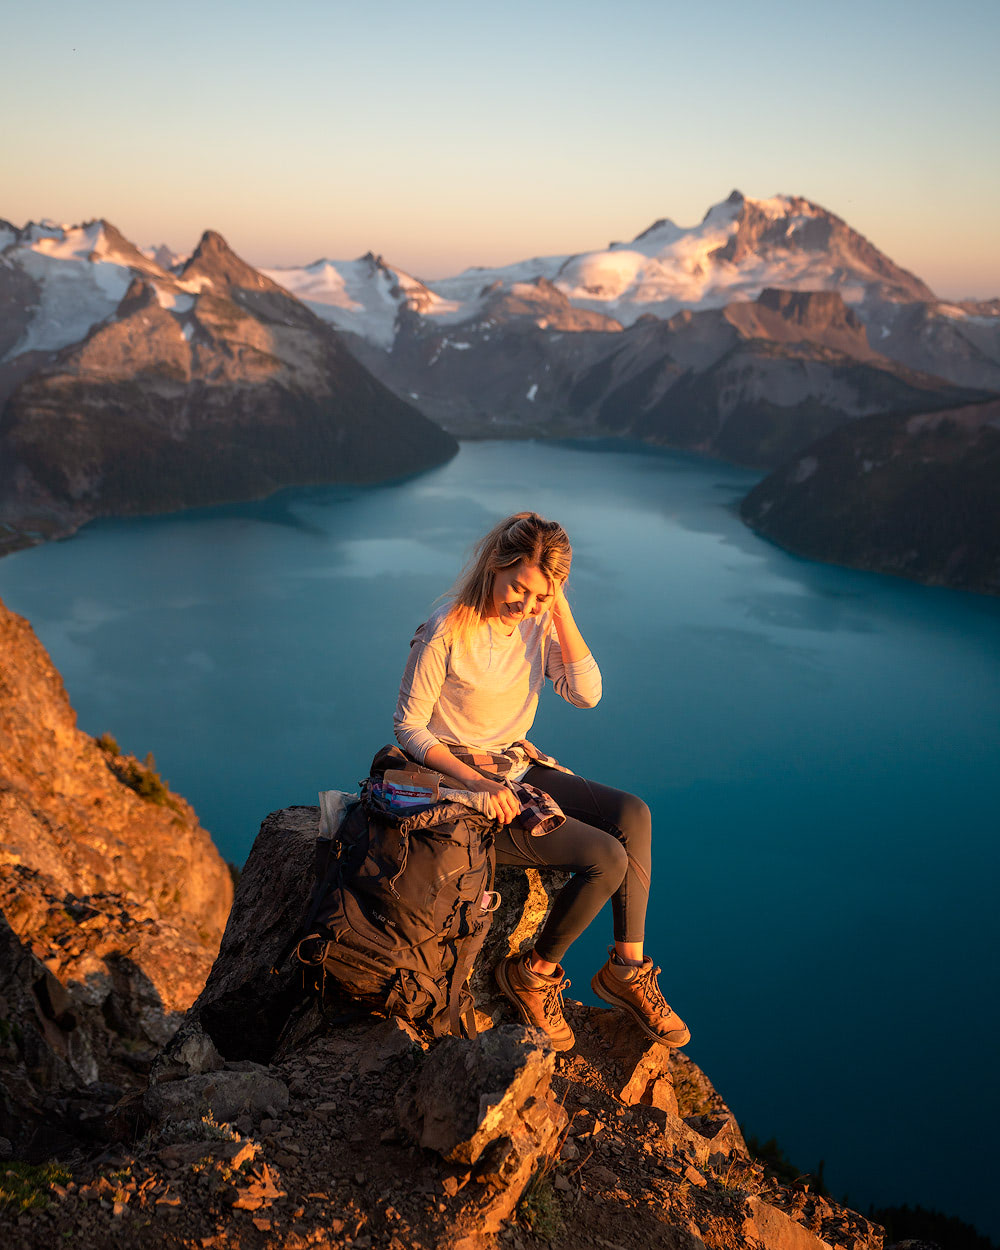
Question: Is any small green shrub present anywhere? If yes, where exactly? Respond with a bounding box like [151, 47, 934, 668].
[0, 1162, 71, 1212]
[108, 751, 183, 815]
[95, 731, 120, 756]
[518, 1173, 562, 1239]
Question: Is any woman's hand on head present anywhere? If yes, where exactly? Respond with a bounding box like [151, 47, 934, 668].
[468, 776, 521, 824]
[551, 577, 570, 618]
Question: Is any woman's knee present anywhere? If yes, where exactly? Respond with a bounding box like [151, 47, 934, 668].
[614, 792, 652, 856]
[590, 835, 629, 889]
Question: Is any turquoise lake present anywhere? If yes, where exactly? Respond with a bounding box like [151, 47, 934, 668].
[1, 439, 997, 1237]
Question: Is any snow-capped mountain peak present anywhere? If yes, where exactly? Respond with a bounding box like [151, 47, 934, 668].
[261, 251, 464, 349]
[0, 219, 175, 363]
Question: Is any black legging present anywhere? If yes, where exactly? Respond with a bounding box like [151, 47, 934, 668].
[493, 766, 653, 965]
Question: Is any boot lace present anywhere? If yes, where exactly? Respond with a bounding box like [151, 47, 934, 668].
[634, 963, 670, 1017]
[542, 976, 570, 1026]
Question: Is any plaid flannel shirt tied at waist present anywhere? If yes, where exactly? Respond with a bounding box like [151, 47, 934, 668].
[446, 740, 572, 837]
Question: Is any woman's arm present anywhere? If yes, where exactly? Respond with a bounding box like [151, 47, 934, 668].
[545, 583, 603, 707]
[551, 581, 591, 663]
[421, 743, 521, 824]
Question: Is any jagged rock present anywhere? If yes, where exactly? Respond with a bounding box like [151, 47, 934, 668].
[144, 1064, 289, 1125]
[744, 1195, 838, 1250]
[0, 595, 232, 940]
[170, 806, 320, 1063]
[2, 870, 888, 1250]
[395, 1024, 559, 1162]
[395, 1024, 567, 1233]
[357, 1016, 425, 1075]
[573, 1001, 748, 1164]
[0, 594, 233, 1153]
[583, 1000, 682, 1113]
[166, 1028, 225, 1076]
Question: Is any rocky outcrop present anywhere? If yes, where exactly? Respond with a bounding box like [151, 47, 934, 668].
[0, 594, 230, 929]
[45, 800, 876, 1250]
[0, 800, 885, 1250]
[0, 594, 232, 1156]
[740, 397, 1000, 594]
[0, 228, 457, 555]
[159, 803, 569, 1066]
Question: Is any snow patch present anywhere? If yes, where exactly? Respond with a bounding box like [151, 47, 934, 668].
[24, 222, 64, 244]
[32, 222, 104, 263]
[154, 286, 195, 313]
[526, 383, 538, 402]
[791, 455, 818, 484]
[3, 245, 132, 359]
[176, 275, 213, 294]
[747, 194, 800, 219]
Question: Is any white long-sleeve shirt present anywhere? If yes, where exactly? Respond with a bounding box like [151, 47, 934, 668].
[394, 602, 602, 764]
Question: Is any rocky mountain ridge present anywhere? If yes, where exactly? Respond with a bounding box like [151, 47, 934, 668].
[0, 225, 457, 556]
[352, 282, 987, 467]
[270, 193, 999, 470]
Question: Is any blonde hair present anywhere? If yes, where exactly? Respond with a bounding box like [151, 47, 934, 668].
[445, 512, 572, 644]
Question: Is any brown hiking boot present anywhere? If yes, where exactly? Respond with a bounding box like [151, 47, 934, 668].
[494, 952, 575, 1051]
[591, 951, 690, 1047]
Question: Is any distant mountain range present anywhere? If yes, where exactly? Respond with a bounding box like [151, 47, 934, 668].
[1, 194, 997, 591]
[0, 222, 457, 553]
[260, 190, 1000, 394]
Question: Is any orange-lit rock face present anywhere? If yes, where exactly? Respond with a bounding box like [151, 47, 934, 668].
[0, 594, 233, 1011]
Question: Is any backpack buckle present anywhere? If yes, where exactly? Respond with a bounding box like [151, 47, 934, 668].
[480, 891, 502, 913]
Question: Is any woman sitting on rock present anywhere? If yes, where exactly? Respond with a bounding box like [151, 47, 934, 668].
[393, 511, 689, 1052]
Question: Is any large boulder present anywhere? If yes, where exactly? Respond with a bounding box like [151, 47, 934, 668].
[396, 1024, 568, 1233]
[160, 806, 321, 1067]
